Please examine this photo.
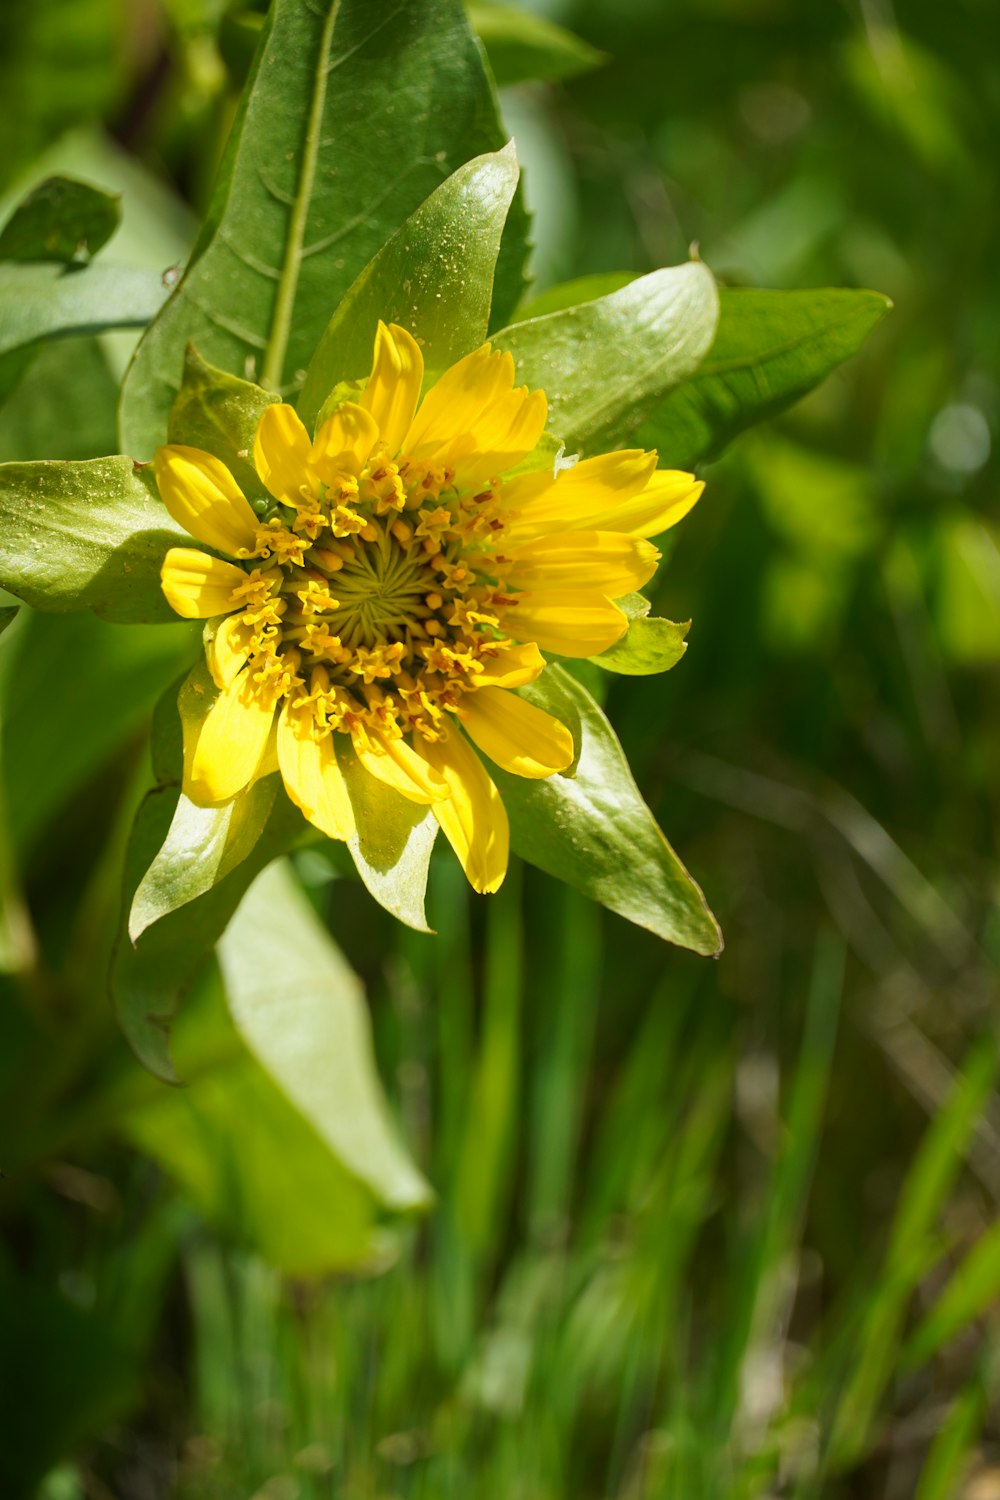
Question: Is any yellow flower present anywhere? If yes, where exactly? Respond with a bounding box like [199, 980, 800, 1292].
[156, 323, 703, 894]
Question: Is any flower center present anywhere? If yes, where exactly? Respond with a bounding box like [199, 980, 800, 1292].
[230, 437, 517, 741]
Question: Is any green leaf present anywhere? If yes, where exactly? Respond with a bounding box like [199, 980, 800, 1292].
[0, 455, 185, 623]
[0, 261, 166, 358]
[515, 270, 636, 321]
[340, 751, 438, 934]
[467, 1, 606, 86]
[218, 859, 432, 1212]
[297, 144, 520, 431]
[123, 973, 390, 1274]
[167, 343, 279, 499]
[129, 778, 278, 944]
[111, 781, 306, 1083]
[119, 0, 529, 456]
[493, 665, 721, 954]
[493, 260, 719, 451]
[590, 594, 690, 676]
[640, 287, 891, 468]
[0, 173, 120, 263]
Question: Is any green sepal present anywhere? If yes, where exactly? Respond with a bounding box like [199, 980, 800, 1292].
[0, 262, 166, 359]
[297, 144, 521, 431]
[495, 665, 721, 955]
[0, 455, 185, 622]
[313, 380, 365, 434]
[493, 260, 719, 452]
[0, 175, 121, 264]
[128, 777, 279, 944]
[167, 343, 279, 499]
[467, 2, 606, 86]
[640, 287, 892, 468]
[590, 593, 690, 676]
[340, 748, 438, 933]
[218, 859, 433, 1213]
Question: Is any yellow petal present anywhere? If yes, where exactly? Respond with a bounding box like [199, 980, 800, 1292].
[403, 345, 515, 464]
[458, 686, 573, 779]
[586, 471, 704, 538]
[253, 403, 312, 505]
[460, 387, 549, 486]
[359, 321, 424, 455]
[350, 724, 448, 805]
[204, 612, 253, 688]
[310, 400, 379, 482]
[154, 446, 258, 555]
[503, 449, 657, 543]
[188, 671, 276, 805]
[501, 588, 629, 657]
[413, 730, 508, 894]
[161, 547, 247, 619]
[277, 703, 355, 841]
[505, 530, 659, 595]
[467, 640, 546, 689]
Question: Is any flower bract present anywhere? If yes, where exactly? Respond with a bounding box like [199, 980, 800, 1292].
[157, 323, 703, 893]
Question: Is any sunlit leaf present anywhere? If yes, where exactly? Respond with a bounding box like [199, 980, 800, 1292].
[0, 261, 166, 358]
[168, 343, 279, 500]
[120, 0, 529, 455]
[129, 779, 278, 944]
[493, 261, 719, 451]
[218, 859, 432, 1212]
[123, 975, 388, 1275]
[340, 753, 438, 934]
[298, 144, 520, 430]
[493, 666, 721, 954]
[587, 592, 688, 678]
[642, 287, 890, 467]
[0, 455, 185, 622]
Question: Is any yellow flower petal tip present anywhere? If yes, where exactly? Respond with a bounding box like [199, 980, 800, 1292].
[157, 323, 703, 893]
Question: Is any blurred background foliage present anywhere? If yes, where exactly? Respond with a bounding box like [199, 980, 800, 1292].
[1, 0, 999, 1496]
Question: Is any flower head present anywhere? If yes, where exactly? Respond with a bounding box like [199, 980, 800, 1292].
[157, 323, 703, 893]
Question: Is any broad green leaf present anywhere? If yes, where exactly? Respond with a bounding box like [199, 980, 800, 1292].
[515, 270, 635, 322]
[129, 779, 278, 944]
[640, 287, 891, 468]
[219, 859, 432, 1212]
[493, 260, 719, 451]
[167, 343, 279, 499]
[0, 261, 166, 358]
[340, 751, 438, 934]
[0, 174, 120, 263]
[120, 0, 530, 456]
[468, 2, 605, 86]
[297, 145, 520, 430]
[111, 781, 306, 1082]
[492, 666, 721, 954]
[590, 592, 690, 676]
[0, 455, 185, 623]
[123, 975, 386, 1275]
